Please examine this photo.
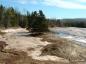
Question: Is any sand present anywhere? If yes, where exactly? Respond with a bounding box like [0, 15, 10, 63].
[0, 28, 69, 63]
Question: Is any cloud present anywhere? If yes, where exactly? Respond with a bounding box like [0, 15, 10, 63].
[43, 0, 86, 9]
[9, 0, 86, 9]
[10, 0, 37, 4]
[30, 0, 37, 4]
[18, 0, 28, 4]
[78, 0, 86, 2]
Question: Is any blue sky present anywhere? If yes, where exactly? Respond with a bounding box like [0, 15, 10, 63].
[1, 0, 86, 19]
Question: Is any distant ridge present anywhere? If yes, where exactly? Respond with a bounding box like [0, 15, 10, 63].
[60, 18, 86, 22]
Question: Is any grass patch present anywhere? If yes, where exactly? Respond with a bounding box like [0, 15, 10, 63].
[0, 49, 69, 64]
[40, 33, 86, 63]
[0, 30, 5, 35]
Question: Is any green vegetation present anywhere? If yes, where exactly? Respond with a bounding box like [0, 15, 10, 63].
[27, 10, 48, 32]
[0, 4, 86, 33]
[0, 5, 49, 33]
[0, 5, 22, 28]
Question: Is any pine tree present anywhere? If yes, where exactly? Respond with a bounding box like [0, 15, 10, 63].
[27, 10, 48, 33]
[0, 5, 4, 27]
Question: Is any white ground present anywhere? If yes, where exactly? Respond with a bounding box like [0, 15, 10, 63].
[50, 27, 86, 47]
[0, 28, 69, 63]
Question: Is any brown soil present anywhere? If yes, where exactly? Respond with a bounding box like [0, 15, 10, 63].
[0, 49, 69, 64]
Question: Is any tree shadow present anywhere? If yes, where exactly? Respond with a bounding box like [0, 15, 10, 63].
[15, 32, 43, 37]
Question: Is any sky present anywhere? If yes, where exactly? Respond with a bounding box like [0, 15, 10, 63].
[1, 0, 86, 19]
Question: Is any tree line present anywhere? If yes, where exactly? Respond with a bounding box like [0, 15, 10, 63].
[0, 5, 29, 28]
[0, 5, 48, 32]
[0, 4, 86, 33]
[47, 19, 86, 28]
